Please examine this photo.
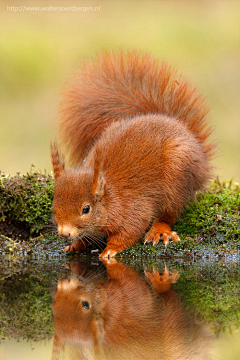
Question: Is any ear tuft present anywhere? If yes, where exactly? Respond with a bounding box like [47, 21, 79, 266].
[92, 150, 105, 199]
[50, 142, 65, 182]
[95, 173, 105, 199]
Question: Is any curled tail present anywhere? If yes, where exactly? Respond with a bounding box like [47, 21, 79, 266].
[58, 50, 214, 166]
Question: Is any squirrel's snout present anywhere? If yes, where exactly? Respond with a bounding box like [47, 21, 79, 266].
[58, 225, 78, 238]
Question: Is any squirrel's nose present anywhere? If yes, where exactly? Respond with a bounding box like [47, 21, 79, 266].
[58, 225, 72, 238]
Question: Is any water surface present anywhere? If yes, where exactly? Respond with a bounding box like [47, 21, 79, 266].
[0, 255, 239, 360]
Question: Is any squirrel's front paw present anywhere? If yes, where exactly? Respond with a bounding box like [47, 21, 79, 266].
[62, 239, 87, 253]
[62, 244, 77, 252]
[99, 234, 131, 259]
[145, 222, 180, 246]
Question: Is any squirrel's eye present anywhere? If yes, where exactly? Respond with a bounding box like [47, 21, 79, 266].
[82, 205, 90, 215]
[82, 300, 90, 310]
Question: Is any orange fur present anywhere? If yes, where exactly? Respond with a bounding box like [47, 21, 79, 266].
[51, 50, 215, 257]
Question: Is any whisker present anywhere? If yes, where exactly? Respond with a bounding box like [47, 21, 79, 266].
[83, 268, 106, 282]
[90, 234, 106, 249]
[46, 222, 110, 251]
[83, 233, 105, 251]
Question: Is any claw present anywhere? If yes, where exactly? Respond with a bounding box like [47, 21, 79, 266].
[62, 245, 75, 252]
[171, 231, 180, 242]
[152, 234, 160, 245]
[163, 233, 169, 246]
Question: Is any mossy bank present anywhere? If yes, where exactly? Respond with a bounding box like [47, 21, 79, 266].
[0, 171, 239, 259]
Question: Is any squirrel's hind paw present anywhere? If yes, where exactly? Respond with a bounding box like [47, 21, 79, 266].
[144, 222, 180, 247]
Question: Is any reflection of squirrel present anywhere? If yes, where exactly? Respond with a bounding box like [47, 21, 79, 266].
[51, 50, 214, 258]
[51, 261, 210, 360]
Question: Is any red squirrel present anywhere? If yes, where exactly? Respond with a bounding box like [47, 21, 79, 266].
[51, 50, 214, 258]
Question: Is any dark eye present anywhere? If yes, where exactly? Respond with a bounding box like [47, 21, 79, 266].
[82, 300, 90, 310]
[82, 205, 90, 215]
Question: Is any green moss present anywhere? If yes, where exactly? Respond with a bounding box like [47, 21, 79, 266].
[175, 179, 240, 242]
[0, 171, 54, 236]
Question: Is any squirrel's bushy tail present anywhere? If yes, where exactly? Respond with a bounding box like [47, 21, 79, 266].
[58, 50, 214, 166]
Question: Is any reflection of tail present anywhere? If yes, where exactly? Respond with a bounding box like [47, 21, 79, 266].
[51, 261, 210, 360]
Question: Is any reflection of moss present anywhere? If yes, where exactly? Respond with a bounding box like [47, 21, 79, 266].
[173, 262, 240, 335]
[0, 271, 55, 342]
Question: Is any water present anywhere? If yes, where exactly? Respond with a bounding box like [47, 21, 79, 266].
[0, 255, 239, 360]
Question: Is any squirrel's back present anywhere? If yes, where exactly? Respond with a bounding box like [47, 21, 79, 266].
[58, 50, 213, 166]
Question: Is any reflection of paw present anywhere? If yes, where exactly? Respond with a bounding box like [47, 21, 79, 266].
[100, 257, 118, 266]
[99, 247, 117, 259]
[145, 222, 180, 246]
[145, 267, 180, 293]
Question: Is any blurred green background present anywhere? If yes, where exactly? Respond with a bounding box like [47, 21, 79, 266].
[0, 0, 239, 181]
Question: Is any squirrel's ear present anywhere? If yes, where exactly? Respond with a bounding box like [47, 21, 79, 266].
[50, 142, 65, 182]
[92, 152, 105, 199]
